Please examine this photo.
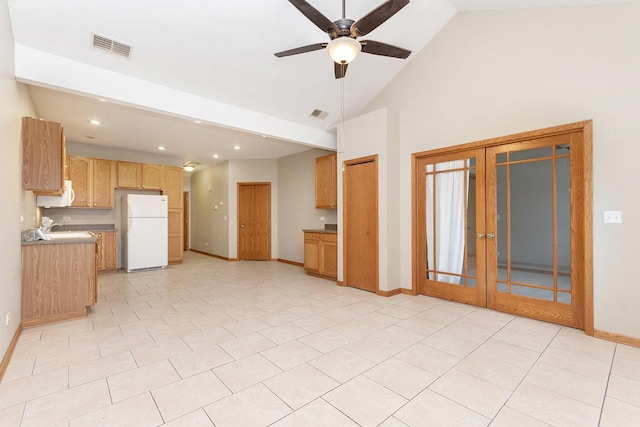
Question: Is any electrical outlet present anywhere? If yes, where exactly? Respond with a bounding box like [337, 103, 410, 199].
[63, 216, 71, 221]
[5, 312, 10, 326]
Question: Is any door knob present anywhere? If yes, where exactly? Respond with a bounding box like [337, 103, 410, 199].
[487, 233, 495, 239]
[477, 233, 485, 239]
[240, 224, 245, 228]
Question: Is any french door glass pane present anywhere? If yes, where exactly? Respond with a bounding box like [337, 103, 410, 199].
[495, 147, 570, 303]
[425, 158, 475, 286]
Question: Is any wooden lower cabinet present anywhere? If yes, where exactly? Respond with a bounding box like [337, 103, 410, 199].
[168, 208, 183, 263]
[21, 241, 97, 327]
[303, 232, 337, 280]
[95, 230, 118, 271]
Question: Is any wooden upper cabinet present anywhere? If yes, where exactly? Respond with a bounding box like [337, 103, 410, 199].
[142, 164, 163, 190]
[22, 117, 66, 194]
[68, 156, 91, 207]
[315, 153, 337, 209]
[68, 156, 114, 208]
[116, 161, 163, 189]
[116, 161, 142, 189]
[92, 158, 114, 208]
[163, 166, 183, 209]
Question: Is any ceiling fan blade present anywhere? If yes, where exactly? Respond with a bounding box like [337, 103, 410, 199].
[350, 0, 410, 38]
[360, 40, 411, 59]
[334, 62, 348, 79]
[274, 42, 327, 58]
[289, 0, 339, 37]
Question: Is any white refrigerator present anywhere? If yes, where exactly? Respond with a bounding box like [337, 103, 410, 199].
[121, 194, 168, 272]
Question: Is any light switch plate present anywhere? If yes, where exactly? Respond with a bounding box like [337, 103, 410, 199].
[604, 211, 622, 223]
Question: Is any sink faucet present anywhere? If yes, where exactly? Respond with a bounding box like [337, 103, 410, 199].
[40, 216, 54, 233]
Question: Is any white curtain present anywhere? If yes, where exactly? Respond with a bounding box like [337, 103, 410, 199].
[426, 160, 468, 284]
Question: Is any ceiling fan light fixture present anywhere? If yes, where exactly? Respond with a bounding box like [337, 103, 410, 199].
[327, 37, 361, 64]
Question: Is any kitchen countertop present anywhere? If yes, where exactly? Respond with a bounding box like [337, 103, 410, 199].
[52, 224, 117, 232]
[22, 232, 98, 246]
[303, 224, 337, 234]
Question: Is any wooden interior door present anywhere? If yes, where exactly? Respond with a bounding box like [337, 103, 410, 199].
[416, 149, 487, 306]
[413, 122, 592, 330]
[238, 183, 271, 261]
[343, 156, 378, 292]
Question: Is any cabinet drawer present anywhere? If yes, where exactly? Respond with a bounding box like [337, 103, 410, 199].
[304, 232, 321, 241]
[321, 233, 337, 243]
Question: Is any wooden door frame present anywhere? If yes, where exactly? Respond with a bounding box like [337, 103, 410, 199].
[237, 182, 272, 261]
[342, 155, 379, 293]
[412, 120, 593, 334]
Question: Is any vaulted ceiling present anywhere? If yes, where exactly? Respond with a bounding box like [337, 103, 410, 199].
[7, 0, 630, 169]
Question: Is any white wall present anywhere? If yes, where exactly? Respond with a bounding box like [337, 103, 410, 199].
[0, 0, 37, 361]
[338, 108, 400, 292]
[190, 162, 230, 257]
[359, 2, 640, 337]
[277, 149, 337, 264]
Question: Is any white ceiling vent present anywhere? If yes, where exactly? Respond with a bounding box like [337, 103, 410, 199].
[310, 109, 329, 120]
[91, 33, 132, 58]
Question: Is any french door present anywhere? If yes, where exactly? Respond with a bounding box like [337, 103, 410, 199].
[414, 122, 592, 329]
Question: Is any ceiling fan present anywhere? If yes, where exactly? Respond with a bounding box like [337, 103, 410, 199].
[274, 0, 412, 79]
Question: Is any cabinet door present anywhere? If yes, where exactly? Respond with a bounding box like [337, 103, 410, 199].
[163, 167, 184, 209]
[92, 159, 114, 208]
[116, 162, 142, 188]
[22, 117, 65, 194]
[321, 234, 338, 278]
[95, 232, 105, 270]
[167, 209, 183, 262]
[315, 154, 337, 208]
[142, 164, 163, 190]
[303, 233, 321, 272]
[103, 231, 118, 270]
[68, 156, 91, 207]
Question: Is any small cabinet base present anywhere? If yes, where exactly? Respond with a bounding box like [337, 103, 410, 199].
[21, 242, 97, 327]
[303, 232, 337, 281]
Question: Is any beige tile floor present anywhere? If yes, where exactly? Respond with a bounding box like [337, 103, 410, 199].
[2, 251, 640, 426]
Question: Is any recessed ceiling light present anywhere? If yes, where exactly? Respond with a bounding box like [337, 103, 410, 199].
[89, 119, 101, 125]
[157, 146, 166, 151]
[193, 120, 201, 124]
[233, 145, 241, 150]
[98, 98, 106, 102]
[260, 134, 266, 138]
[212, 154, 219, 159]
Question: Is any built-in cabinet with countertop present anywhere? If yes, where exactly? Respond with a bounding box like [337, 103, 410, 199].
[303, 230, 337, 280]
[315, 153, 337, 209]
[22, 117, 66, 194]
[21, 238, 98, 327]
[67, 156, 115, 208]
